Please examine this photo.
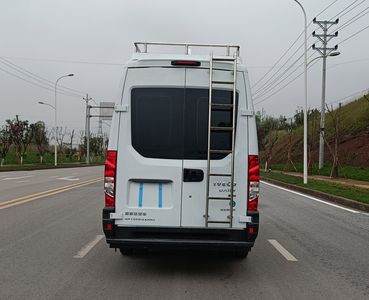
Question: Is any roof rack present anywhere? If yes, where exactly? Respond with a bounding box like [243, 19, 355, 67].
[134, 42, 240, 56]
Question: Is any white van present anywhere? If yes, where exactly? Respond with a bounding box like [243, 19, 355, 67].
[103, 42, 259, 257]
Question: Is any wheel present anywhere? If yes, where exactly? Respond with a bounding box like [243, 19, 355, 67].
[119, 248, 133, 256]
[234, 249, 249, 258]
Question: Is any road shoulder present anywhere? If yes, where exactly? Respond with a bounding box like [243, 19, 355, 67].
[261, 177, 369, 213]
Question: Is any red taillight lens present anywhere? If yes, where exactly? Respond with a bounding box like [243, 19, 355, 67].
[171, 60, 201, 66]
[104, 150, 117, 208]
[248, 155, 260, 212]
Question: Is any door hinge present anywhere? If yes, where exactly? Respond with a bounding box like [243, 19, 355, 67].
[240, 109, 254, 117]
[110, 212, 123, 220]
[115, 104, 129, 112]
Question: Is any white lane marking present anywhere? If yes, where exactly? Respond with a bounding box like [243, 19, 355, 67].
[261, 181, 360, 214]
[1, 175, 34, 181]
[16, 180, 30, 183]
[73, 235, 104, 258]
[268, 239, 298, 262]
[57, 176, 80, 181]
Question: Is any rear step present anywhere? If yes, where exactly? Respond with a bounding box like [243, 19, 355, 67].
[211, 103, 233, 108]
[212, 80, 234, 85]
[209, 173, 232, 177]
[207, 221, 231, 224]
[208, 197, 232, 200]
[210, 126, 233, 131]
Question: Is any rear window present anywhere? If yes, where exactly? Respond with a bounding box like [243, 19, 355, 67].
[131, 88, 237, 160]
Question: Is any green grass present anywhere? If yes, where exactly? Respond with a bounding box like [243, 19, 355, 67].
[261, 170, 369, 204]
[0, 162, 104, 172]
[269, 163, 369, 182]
[1, 150, 105, 171]
[4, 151, 55, 164]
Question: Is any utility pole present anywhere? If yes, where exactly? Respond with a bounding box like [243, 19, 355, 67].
[312, 18, 339, 170]
[83, 94, 92, 164]
[98, 119, 103, 136]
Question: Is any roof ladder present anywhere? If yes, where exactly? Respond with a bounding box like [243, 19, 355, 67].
[204, 53, 238, 228]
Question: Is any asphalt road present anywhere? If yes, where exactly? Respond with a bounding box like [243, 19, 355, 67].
[0, 166, 103, 203]
[0, 166, 368, 299]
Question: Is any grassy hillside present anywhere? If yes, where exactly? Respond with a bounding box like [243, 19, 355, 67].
[260, 94, 369, 173]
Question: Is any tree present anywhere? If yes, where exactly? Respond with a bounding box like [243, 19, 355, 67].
[0, 125, 12, 166]
[69, 129, 75, 153]
[65, 129, 76, 160]
[55, 127, 67, 163]
[304, 108, 320, 174]
[31, 121, 48, 163]
[7, 116, 33, 165]
[293, 108, 304, 127]
[324, 104, 342, 178]
[264, 129, 279, 171]
[283, 119, 297, 172]
[89, 134, 104, 161]
[78, 130, 85, 155]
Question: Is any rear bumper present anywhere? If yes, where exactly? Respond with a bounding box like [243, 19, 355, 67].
[103, 208, 259, 250]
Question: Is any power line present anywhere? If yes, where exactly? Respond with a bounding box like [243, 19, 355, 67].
[254, 18, 369, 105]
[252, 0, 367, 96]
[327, 88, 369, 105]
[253, 2, 369, 104]
[340, 23, 369, 44]
[334, 5, 369, 32]
[329, 0, 364, 20]
[328, 57, 369, 68]
[0, 57, 84, 97]
[0, 65, 81, 98]
[251, 0, 343, 90]
[252, 43, 307, 95]
[1, 56, 124, 66]
[254, 58, 320, 106]
[253, 52, 311, 100]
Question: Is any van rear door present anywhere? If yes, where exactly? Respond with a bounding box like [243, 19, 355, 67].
[181, 67, 248, 228]
[114, 68, 185, 227]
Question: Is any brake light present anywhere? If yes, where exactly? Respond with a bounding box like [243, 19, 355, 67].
[171, 60, 201, 67]
[104, 150, 117, 208]
[248, 155, 260, 212]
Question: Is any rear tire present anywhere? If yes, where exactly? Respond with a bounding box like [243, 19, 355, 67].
[234, 249, 249, 258]
[119, 248, 133, 256]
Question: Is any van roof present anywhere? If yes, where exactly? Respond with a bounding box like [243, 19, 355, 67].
[126, 53, 247, 72]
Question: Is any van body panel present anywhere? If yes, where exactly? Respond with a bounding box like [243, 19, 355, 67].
[181, 68, 248, 228]
[103, 48, 259, 253]
[114, 67, 185, 227]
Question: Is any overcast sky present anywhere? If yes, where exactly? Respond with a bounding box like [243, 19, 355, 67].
[1, 0, 368, 134]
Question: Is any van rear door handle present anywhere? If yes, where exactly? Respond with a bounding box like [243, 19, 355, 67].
[183, 169, 204, 182]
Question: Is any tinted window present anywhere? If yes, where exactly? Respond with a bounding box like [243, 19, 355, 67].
[131, 88, 185, 159]
[131, 88, 237, 159]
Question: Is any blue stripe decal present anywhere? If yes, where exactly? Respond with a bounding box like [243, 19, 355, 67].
[138, 182, 143, 208]
[158, 183, 163, 208]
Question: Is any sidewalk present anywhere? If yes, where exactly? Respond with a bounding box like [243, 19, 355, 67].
[273, 171, 369, 190]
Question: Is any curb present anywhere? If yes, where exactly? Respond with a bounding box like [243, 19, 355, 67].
[261, 178, 369, 213]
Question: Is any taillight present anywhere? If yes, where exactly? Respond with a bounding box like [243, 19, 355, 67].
[248, 155, 260, 212]
[104, 150, 117, 208]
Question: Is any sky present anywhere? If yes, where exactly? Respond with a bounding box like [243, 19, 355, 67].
[0, 0, 368, 135]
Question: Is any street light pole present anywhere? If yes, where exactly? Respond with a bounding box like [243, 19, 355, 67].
[293, 0, 308, 184]
[54, 74, 74, 166]
[307, 52, 340, 68]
